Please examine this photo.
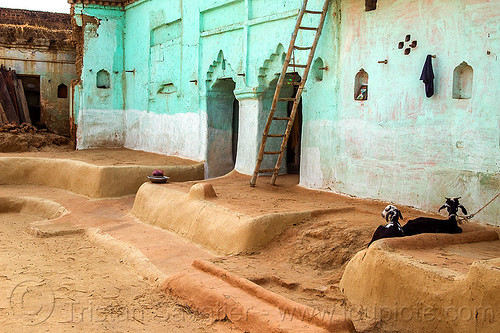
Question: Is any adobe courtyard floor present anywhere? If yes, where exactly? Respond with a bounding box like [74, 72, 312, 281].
[0, 148, 498, 332]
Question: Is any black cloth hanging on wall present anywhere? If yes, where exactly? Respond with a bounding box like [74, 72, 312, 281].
[420, 55, 434, 98]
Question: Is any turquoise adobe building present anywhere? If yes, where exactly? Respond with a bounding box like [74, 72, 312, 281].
[69, 0, 499, 225]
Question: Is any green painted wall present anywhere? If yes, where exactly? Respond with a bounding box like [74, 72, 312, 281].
[73, 4, 125, 147]
[73, 0, 499, 224]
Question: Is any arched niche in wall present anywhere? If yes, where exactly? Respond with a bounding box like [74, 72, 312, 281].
[366, 0, 377, 11]
[205, 50, 239, 178]
[57, 83, 68, 98]
[452, 62, 473, 99]
[354, 69, 368, 101]
[96, 69, 111, 89]
[258, 43, 286, 89]
[206, 50, 237, 91]
[312, 57, 324, 82]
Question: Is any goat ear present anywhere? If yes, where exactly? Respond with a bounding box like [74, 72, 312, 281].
[398, 210, 403, 220]
[385, 213, 390, 222]
[438, 205, 447, 212]
[459, 205, 468, 215]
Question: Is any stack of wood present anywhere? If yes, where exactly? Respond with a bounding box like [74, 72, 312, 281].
[0, 122, 40, 134]
[0, 65, 32, 127]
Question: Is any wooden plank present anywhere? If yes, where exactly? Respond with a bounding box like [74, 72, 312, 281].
[0, 100, 8, 124]
[0, 70, 19, 123]
[5, 70, 20, 121]
[13, 74, 31, 124]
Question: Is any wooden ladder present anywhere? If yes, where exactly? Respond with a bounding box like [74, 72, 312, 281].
[250, 0, 331, 187]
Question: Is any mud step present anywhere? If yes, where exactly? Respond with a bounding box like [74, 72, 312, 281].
[163, 260, 356, 333]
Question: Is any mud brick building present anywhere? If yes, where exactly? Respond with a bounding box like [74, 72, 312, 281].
[69, 0, 499, 224]
[0, 7, 77, 135]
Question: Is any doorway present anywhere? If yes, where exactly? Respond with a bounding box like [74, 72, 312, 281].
[17, 75, 41, 126]
[286, 74, 302, 174]
[206, 78, 239, 178]
[261, 73, 302, 176]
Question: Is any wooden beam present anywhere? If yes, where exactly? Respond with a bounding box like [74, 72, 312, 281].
[14, 77, 32, 124]
[0, 69, 19, 123]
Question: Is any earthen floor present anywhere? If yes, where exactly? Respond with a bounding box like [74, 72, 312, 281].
[0, 151, 498, 332]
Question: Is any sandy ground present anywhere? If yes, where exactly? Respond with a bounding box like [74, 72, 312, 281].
[1, 148, 200, 166]
[167, 173, 498, 332]
[0, 154, 497, 332]
[0, 212, 237, 333]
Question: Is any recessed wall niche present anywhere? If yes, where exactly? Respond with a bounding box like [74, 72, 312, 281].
[366, 0, 377, 11]
[354, 69, 368, 101]
[96, 69, 111, 89]
[312, 57, 324, 82]
[57, 84, 67, 98]
[452, 62, 473, 99]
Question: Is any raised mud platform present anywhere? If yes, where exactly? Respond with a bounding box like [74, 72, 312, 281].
[0, 149, 204, 197]
[131, 171, 382, 255]
[132, 181, 314, 254]
[340, 230, 500, 333]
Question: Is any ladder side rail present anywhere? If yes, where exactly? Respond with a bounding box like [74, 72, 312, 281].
[250, 0, 309, 186]
[270, 0, 331, 184]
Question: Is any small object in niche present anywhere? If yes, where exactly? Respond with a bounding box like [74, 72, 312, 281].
[356, 85, 368, 100]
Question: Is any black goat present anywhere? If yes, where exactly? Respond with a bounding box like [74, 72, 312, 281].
[368, 205, 405, 246]
[402, 197, 467, 236]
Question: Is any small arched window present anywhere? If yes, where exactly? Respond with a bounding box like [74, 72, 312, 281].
[97, 69, 111, 89]
[312, 57, 324, 82]
[354, 69, 369, 101]
[57, 84, 68, 98]
[452, 62, 473, 99]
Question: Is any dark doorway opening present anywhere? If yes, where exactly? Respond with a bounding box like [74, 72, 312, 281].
[286, 73, 302, 174]
[206, 78, 238, 178]
[17, 75, 41, 126]
[232, 97, 239, 166]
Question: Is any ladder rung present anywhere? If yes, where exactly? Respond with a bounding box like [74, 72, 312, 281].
[278, 98, 296, 102]
[288, 64, 307, 68]
[259, 169, 277, 173]
[264, 151, 281, 155]
[299, 26, 319, 31]
[267, 134, 285, 137]
[294, 46, 312, 50]
[305, 10, 323, 14]
[273, 117, 291, 120]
